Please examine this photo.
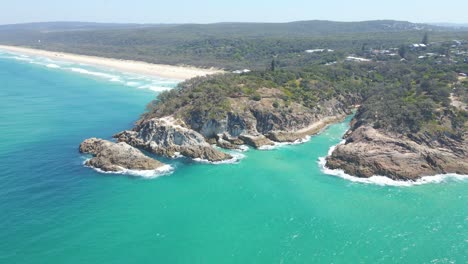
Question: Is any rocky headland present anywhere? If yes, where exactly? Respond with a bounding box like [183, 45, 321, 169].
[114, 84, 357, 162]
[79, 72, 358, 172]
[326, 86, 468, 180]
[80, 67, 467, 181]
[326, 125, 468, 180]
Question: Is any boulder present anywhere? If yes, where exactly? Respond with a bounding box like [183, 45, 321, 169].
[79, 138, 166, 172]
[238, 135, 275, 149]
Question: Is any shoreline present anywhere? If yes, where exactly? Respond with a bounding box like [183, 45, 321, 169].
[318, 140, 468, 187]
[0, 45, 223, 80]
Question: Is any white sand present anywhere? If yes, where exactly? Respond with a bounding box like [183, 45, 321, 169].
[0, 45, 223, 80]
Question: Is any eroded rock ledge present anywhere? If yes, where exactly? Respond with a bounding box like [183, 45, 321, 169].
[326, 126, 468, 180]
[79, 138, 166, 172]
[114, 117, 232, 162]
[113, 107, 350, 162]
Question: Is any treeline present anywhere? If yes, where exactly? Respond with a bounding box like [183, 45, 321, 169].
[1, 21, 467, 69]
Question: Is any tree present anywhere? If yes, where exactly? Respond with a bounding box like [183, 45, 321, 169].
[270, 58, 276, 71]
[398, 45, 407, 59]
[422, 32, 429, 45]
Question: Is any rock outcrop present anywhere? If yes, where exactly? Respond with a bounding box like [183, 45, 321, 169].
[79, 138, 166, 172]
[185, 96, 352, 143]
[326, 126, 468, 180]
[114, 117, 232, 162]
[139, 93, 355, 151]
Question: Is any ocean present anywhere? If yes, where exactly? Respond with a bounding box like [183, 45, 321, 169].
[0, 50, 467, 263]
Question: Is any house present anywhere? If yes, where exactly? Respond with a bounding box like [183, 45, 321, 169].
[305, 49, 325, 53]
[453, 40, 462, 46]
[411, 43, 427, 49]
[346, 56, 371, 62]
[305, 49, 334, 53]
[232, 69, 251, 74]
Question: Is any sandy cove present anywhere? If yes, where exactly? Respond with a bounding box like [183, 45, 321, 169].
[0, 45, 223, 80]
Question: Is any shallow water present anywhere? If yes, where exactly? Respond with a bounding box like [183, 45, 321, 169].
[0, 52, 467, 263]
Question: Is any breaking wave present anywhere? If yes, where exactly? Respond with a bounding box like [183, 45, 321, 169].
[69, 67, 120, 79]
[0, 49, 179, 93]
[193, 151, 246, 165]
[84, 160, 174, 179]
[318, 141, 468, 186]
[46, 64, 61, 68]
[258, 136, 311, 150]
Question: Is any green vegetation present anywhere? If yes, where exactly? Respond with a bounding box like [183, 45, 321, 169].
[2, 21, 467, 139]
[144, 56, 467, 139]
[1, 20, 467, 70]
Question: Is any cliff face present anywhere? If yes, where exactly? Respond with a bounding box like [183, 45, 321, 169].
[114, 117, 232, 162]
[79, 77, 359, 169]
[184, 95, 355, 140]
[326, 125, 468, 180]
[117, 89, 356, 162]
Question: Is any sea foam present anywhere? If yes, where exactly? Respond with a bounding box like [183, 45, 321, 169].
[193, 151, 246, 165]
[69, 67, 120, 79]
[46, 64, 61, 69]
[318, 141, 468, 186]
[84, 160, 174, 179]
[1, 50, 179, 94]
[138, 84, 174, 92]
[258, 136, 311, 150]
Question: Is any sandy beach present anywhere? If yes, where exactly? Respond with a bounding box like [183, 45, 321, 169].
[0, 45, 223, 80]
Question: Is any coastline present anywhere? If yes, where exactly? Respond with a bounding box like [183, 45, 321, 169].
[0, 45, 223, 80]
[319, 140, 468, 186]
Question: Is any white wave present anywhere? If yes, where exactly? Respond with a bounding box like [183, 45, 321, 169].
[193, 151, 246, 165]
[171, 152, 184, 158]
[46, 63, 61, 69]
[13, 56, 33, 62]
[84, 160, 174, 179]
[318, 141, 468, 187]
[126, 81, 141, 87]
[68, 67, 119, 79]
[138, 84, 173, 92]
[236, 145, 250, 152]
[110, 77, 123, 82]
[258, 136, 311, 150]
[2, 51, 180, 90]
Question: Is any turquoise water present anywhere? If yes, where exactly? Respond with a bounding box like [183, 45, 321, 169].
[0, 52, 467, 263]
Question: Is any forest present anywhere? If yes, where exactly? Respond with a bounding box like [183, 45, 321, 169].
[1, 20, 468, 69]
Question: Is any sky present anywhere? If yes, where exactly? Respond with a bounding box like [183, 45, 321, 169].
[1, 0, 468, 25]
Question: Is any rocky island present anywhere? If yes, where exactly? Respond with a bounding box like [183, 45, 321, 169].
[80, 138, 167, 172]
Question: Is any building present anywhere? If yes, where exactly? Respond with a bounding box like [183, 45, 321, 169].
[346, 56, 371, 62]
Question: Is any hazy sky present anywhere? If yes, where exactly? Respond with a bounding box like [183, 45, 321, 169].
[1, 0, 468, 25]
